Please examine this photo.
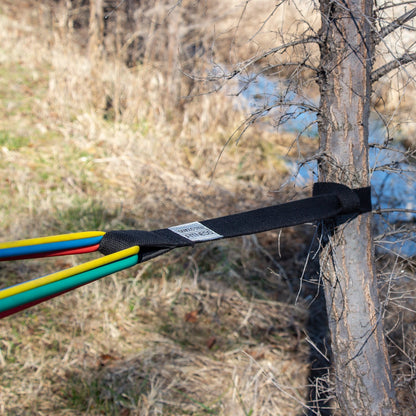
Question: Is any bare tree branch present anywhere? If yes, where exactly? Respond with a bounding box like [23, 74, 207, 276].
[222, 37, 320, 80]
[374, 208, 416, 215]
[371, 51, 416, 82]
[376, 7, 416, 42]
[249, 1, 286, 42]
[376, 1, 416, 12]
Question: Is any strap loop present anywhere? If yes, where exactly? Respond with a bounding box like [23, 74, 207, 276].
[312, 182, 370, 215]
[99, 182, 372, 262]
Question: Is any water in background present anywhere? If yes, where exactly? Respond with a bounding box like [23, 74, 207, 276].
[238, 74, 416, 257]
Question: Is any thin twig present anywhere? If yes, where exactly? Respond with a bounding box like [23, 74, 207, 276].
[374, 208, 416, 215]
[376, 7, 416, 42]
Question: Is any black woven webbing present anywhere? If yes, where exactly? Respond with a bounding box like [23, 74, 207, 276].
[99, 182, 372, 263]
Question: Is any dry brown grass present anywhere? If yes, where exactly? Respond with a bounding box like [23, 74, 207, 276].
[0, 255, 311, 415]
[0, 2, 315, 415]
[0, 1, 415, 415]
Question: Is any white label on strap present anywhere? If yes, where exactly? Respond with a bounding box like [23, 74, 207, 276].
[168, 222, 223, 242]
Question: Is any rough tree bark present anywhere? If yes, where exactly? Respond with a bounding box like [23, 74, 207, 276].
[317, 0, 398, 414]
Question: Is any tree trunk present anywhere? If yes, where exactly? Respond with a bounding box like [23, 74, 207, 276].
[317, 0, 398, 414]
[88, 0, 104, 63]
[88, 0, 105, 110]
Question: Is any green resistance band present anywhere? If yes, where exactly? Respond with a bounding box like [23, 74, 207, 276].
[0, 254, 139, 314]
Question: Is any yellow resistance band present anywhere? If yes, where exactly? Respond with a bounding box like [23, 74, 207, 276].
[0, 246, 139, 299]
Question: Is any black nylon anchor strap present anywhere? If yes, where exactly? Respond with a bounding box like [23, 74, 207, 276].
[99, 182, 371, 263]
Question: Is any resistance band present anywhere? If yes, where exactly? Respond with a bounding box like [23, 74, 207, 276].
[0, 246, 139, 300]
[0, 182, 371, 318]
[0, 231, 105, 260]
[0, 249, 139, 319]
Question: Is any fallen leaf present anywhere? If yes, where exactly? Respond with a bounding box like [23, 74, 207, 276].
[97, 353, 119, 367]
[184, 310, 198, 323]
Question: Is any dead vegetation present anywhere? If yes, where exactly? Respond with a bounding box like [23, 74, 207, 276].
[0, 1, 415, 415]
[0, 2, 313, 415]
